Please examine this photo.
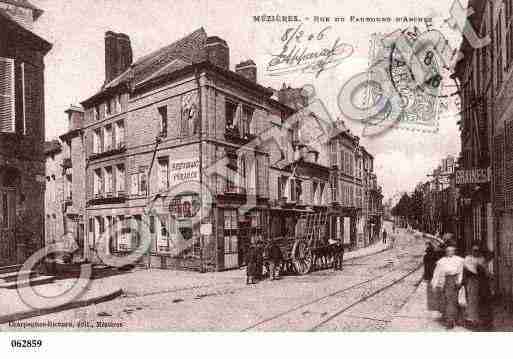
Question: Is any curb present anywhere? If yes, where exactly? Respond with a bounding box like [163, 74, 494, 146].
[344, 243, 392, 262]
[0, 289, 123, 325]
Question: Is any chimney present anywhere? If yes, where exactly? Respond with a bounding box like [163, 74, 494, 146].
[105, 31, 118, 84]
[104, 31, 133, 84]
[64, 105, 85, 132]
[277, 83, 308, 110]
[235, 60, 257, 82]
[205, 36, 229, 70]
[116, 33, 133, 74]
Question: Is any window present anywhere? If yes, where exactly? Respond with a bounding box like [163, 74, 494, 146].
[105, 166, 113, 195]
[329, 173, 337, 202]
[130, 173, 139, 195]
[158, 157, 169, 191]
[65, 175, 72, 200]
[93, 169, 103, 195]
[329, 141, 337, 167]
[93, 106, 99, 122]
[115, 121, 125, 148]
[139, 168, 148, 195]
[225, 101, 237, 128]
[0, 57, 15, 133]
[104, 124, 112, 151]
[295, 179, 302, 202]
[241, 106, 254, 136]
[278, 176, 286, 199]
[158, 106, 168, 137]
[116, 164, 125, 193]
[0, 191, 10, 228]
[105, 100, 112, 116]
[115, 94, 121, 113]
[224, 209, 238, 258]
[237, 155, 247, 191]
[93, 128, 103, 154]
[312, 181, 318, 204]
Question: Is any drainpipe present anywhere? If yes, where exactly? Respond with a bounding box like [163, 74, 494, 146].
[195, 66, 204, 273]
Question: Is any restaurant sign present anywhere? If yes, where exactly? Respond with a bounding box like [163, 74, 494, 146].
[455, 167, 491, 185]
[170, 158, 200, 187]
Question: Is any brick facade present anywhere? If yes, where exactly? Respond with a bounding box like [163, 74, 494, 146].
[0, 1, 51, 266]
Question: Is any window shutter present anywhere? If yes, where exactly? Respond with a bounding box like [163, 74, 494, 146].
[0, 58, 15, 133]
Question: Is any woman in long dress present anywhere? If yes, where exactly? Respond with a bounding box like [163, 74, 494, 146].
[463, 245, 482, 328]
[432, 244, 464, 329]
[424, 242, 439, 311]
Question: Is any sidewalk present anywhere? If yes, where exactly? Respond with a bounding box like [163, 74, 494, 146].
[0, 240, 391, 324]
[0, 276, 122, 324]
[386, 280, 513, 331]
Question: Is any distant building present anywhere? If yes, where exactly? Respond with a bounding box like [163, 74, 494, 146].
[0, 0, 52, 266]
[44, 106, 86, 256]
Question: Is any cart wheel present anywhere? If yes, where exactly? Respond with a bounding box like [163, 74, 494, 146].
[292, 239, 312, 275]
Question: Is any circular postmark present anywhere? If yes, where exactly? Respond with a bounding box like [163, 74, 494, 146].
[387, 27, 459, 100]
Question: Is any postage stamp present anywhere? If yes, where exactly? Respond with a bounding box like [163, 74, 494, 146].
[0, 0, 508, 355]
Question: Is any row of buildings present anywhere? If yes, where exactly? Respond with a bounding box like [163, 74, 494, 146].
[420, 0, 513, 302]
[43, 27, 384, 271]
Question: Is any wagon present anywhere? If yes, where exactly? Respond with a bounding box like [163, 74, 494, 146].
[263, 211, 348, 275]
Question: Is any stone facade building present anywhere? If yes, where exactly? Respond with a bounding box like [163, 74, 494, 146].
[43, 106, 87, 255]
[48, 27, 385, 272]
[0, 0, 51, 267]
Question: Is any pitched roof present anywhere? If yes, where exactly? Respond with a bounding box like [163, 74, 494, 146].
[0, 0, 43, 20]
[103, 27, 207, 90]
[43, 140, 62, 155]
[0, 7, 51, 53]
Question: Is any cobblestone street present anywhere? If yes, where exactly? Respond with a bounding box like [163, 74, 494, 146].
[3, 224, 426, 331]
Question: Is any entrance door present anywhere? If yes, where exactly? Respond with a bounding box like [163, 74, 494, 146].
[223, 209, 239, 269]
[0, 188, 16, 266]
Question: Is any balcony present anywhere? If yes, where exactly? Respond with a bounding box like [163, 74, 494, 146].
[89, 142, 127, 161]
[87, 190, 127, 206]
[224, 125, 257, 145]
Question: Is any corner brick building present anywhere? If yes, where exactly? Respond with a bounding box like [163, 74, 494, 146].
[0, 0, 51, 266]
[75, 27, 383, 271]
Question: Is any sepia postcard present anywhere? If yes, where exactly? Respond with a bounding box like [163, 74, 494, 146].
[0, 0, 511, 354]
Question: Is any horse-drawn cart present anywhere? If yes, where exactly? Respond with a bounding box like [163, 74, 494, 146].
[264, 210, 346, 275]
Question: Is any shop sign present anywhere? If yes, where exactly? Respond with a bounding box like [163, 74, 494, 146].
[168, 194, 201, 219]
[169, 158, 200, 187]
[455, 167, 491, 185]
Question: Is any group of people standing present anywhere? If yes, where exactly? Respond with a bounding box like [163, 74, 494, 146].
[424, 239, 493, 330]
[246, 240, 283, 285]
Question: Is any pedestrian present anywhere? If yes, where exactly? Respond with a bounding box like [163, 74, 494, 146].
[424, 242, 438, 311]
[333, 239, 344, 271]
[255, 241, 264, 280]
[382, 229, 387, 244]
[268, 240, 283, 280]
[432, 243, 464, 329]
[245, 243, 257, 285]
[463, 245, 493, 330]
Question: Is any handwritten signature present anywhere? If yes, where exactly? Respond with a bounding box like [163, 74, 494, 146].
[267, 24, 354, 77]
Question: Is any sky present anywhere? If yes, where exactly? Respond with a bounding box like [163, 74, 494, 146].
[31, 0, 467, 203]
